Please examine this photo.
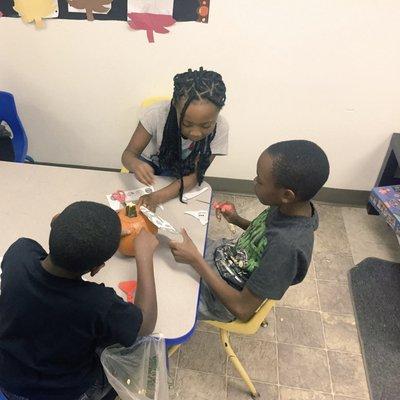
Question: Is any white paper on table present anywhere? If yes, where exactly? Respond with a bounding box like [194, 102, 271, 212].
[140, 206, 179, 234]
[182, 186, 209, 202]
[185, 210, 209, 226]
[106, 186, 155, 211]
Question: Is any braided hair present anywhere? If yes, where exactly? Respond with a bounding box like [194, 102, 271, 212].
[158, 67, 226, 201]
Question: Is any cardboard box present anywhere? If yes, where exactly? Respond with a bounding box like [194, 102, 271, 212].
[369, 185, 400, 235]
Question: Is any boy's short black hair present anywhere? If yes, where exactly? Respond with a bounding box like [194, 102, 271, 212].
[49, 201, 121, 274]
[267, 140, 330, 201]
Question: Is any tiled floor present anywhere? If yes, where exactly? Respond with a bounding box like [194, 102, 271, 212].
[168, 193, 400, 400]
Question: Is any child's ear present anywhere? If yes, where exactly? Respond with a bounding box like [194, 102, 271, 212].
[50, 214, 60, 228]
[282, 189, 296, 204]
[90, 263, 105, 277]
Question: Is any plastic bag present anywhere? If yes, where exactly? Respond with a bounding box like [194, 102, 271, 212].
[101, 336, 169, 400]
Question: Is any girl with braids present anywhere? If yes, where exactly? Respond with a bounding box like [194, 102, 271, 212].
[122, 67, 228, 210]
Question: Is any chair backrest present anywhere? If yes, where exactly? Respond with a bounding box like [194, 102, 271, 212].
[205, 299, 276, 335]
[140, 96, 170, 108]
[0, 91, 28, 162]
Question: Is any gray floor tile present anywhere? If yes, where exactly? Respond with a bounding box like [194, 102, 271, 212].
[276, 307, 325, 348]
[317, 280, 353, 315]
[227, 378, 278, 400]
[233, 195, 267, 222]
[278, 343, 331, 392]
[307, 259, 317, 279]
[322, 313, 361, 354]
[207, 214, 236, 240]
[341, 206, 398, 247]
[314, 203, 344, 225]
[227, 336, 277, 383]
[314, 204, 352, 252]
[314, 228, 352, 255]
[279, 279, 320, 311]
[349, 239, 400, 264]
[314, 251, 354, 282]
[280, 386, 333, 400]
[174, 369, 226, 400]
[178, 330, 226, 375]
[211, 191, 236, 203]
[328, 351, 369, 398]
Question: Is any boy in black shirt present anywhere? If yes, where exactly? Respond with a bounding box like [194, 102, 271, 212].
[170, 140, 330, 322]
[0, 201, 158, 399]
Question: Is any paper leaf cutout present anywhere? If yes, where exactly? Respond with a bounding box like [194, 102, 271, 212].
[127, 12, 175, 43]
[13, 0, 56, 28]
[67, 0, 112, 21]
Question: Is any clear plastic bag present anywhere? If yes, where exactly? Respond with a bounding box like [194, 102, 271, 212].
[101, 336, 169, 400]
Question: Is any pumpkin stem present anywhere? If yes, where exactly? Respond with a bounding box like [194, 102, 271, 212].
[125, 202, 137, 218]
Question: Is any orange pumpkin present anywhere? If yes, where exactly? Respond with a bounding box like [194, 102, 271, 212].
[118, 203, 158, 257]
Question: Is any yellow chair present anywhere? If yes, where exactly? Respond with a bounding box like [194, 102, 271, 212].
[204, 299, 276, 399]
[121, 96, 170, 174]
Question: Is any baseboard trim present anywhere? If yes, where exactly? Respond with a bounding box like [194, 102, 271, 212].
[33, 162, 369, 206]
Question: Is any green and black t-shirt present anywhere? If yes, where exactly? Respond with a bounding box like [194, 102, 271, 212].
[214, 204, 318, 300]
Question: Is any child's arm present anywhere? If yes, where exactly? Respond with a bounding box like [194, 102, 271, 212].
[133, 230, 159, 336]
[137, 155, 216, 211]
[122, 123, 155, 185]
[169, 230, 263, 321]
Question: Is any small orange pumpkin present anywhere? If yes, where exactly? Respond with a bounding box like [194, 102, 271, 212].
[118, 203, 158, 257]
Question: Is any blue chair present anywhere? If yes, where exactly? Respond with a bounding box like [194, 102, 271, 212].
[0, 91, 28, 163]
[0, 390, 7, 399]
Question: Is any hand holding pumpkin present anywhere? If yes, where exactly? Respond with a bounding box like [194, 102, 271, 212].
[118, 204, 158, 257]
[135, 229, 159, 259]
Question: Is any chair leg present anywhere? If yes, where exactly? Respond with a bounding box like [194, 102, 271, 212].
[219, 329, 259, 398]
[167, 344, 181, 358]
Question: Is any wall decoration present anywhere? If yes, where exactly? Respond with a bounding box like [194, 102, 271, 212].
[173, 0, 209, 23]
[58, 0, 126, 20]
[67, 0, 112, 21]
[0, 1, 19, 17]
[127, 0, 175, 43]
[13, 0, 57, 28]
[1, 0, 210, 41]
[128, 13, 175, 43]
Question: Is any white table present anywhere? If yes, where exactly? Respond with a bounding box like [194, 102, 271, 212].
[0, 162, 212, 345]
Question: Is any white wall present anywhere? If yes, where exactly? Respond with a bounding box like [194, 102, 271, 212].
[1, 0, 400, 190]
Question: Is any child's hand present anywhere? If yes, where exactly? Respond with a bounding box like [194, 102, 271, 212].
[213, 201, 238, 224]
[135, 229, 159, 258]
[137, 193, 160, 212]
[169, 229, 202, 266]
[133, 159, 155, 186]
